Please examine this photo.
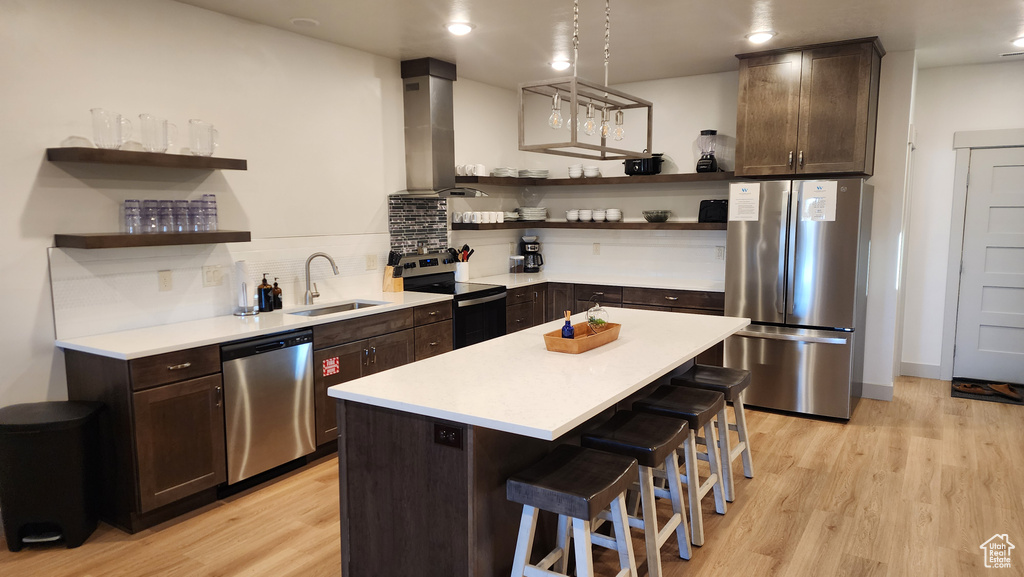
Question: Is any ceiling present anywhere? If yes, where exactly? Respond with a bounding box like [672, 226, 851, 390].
[176, 0, 1024, 88]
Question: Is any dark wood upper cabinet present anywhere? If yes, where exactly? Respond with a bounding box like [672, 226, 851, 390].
[736, 38, 883, 178]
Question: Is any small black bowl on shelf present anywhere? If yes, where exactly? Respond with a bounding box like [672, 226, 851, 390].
[642, 210, 671, 223]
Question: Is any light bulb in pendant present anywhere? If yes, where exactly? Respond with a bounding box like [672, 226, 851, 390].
[582, 102, 598, 136]
[548, 93, 563, 129]
[612, 109, 625, 141]
[600, 108, 611, 139]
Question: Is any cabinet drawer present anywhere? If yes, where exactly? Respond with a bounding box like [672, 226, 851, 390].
[506, 286, 540, 305]
[414, 301, 453, 325]
[415, 320, 453, 361]
[506, 302, 535, 333]
[129, 345, 221, 391]
[621, 287, 724, 311]
[575, 284, 622, 304]
[314, 308, 414, 349]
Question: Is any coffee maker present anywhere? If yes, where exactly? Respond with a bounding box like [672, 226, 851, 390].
[520, 236, 544, 273]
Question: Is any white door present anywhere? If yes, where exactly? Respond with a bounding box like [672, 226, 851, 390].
[953, 147, 1024, 382]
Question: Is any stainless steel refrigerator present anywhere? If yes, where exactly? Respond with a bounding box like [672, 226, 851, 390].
[724, 179, 872, 419]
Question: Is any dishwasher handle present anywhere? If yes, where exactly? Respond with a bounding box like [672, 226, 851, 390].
[221, 329, 313, 362]
[254, 341, 287, 354]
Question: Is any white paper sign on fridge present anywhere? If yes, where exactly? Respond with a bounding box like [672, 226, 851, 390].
[728, 182, 760, 221]
[800, 181, 838, 222]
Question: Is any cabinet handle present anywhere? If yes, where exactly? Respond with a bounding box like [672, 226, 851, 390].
[428, 311, 438, 316]
[788, 151, 794, 168]
[664, 296, 679, 301]
[215, 385, 222, 408]
[167, 362, 192, 371]
[798, 150, 804, 167]
[594, 292, 605, 296]
[429, 341, 438, 347]
[363, 348, 369, 366]
[370, 346, 377, 364]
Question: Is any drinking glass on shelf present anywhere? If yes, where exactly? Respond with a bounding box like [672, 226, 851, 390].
[91, 108, 131, 150]
[157, 200, 174, 233]
[201, 194, 218, 231]
[123, 199, 141, 234]
[173, 200, 190, 232]
[141, 199, 159, 233]
[189, 199, 206, 232]
[138, 114, 176, 153]
[188, 120, 218, 157]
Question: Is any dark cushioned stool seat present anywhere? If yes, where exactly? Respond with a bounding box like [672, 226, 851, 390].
[671, 365, 752, 402]
[507, 444, 638, 521]
[580, 411, 689, 468]
[633, 386, 725, 431]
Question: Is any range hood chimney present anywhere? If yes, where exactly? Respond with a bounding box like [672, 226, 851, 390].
[395, 58, 485, 198]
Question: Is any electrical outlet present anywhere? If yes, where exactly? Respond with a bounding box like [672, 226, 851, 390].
[158, 270, 173, 292]
[202, 265, 223, 287]
[593, 243, 601, 255]
[365, 254, 377, 271]
[433, 423, 463, 449]
[715, 246, 726, 261]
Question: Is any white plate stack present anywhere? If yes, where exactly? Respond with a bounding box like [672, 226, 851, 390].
[518, 169, 549, 179]
[491, 167, 518, 177]
[519, 207, 548, 221]
[503, 210, 521, 221]
[605, 208, 622, 222]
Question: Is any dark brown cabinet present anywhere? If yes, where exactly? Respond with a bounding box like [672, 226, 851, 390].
[621, 287, 726, 366]
[736, 37, 883, 177]
[545, 282, 575, 322]
[133, 374, 226, 512]
[506, 284, 547, 333]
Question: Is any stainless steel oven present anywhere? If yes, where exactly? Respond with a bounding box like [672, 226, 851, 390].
[397, 251, 506, 349]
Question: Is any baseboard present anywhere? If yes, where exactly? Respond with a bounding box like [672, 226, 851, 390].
[861, 382, 894, 402]
[900, 361, 942, 379]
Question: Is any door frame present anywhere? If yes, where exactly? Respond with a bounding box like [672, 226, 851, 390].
[940, 128, 1024, 380]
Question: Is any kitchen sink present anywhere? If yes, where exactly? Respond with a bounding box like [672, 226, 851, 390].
[288, 300, 386, 317]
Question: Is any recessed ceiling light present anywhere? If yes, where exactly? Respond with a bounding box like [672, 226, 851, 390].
[1013, 36, 1024, 48]
[746, 30, 776, 44]
[447, 22, 474, 36]
[290, 17, 320, 28]
[551, 60, 571, 71]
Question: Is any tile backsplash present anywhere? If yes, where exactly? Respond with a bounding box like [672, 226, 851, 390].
[388, 196, 448, 254]
[49, 233, 391, 340]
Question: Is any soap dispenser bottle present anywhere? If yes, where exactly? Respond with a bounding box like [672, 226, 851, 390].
[257, 274, 274, 312]
[272, 277, 283, 310]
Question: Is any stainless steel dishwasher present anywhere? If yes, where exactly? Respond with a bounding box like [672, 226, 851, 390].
[221, 329, 314, 484]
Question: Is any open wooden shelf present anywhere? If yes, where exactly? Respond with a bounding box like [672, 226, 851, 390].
[54, 230, 251, 249]
[452, 221, 726, 231]
[455, 171, 734, 187]
[46, 148, 247, 170]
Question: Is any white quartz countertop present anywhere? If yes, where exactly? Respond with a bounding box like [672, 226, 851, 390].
[55, 291, 452, 360]
[328, 307, 748, 440]
[473, 272, 724, 293]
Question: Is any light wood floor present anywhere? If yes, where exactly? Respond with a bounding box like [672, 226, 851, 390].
[2, 376, 1021, 576]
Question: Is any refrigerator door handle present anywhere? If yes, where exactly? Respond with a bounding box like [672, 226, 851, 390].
[735, 329, 848, 345]
[787, 186, 801, 315]
[776, 189, 790, 315]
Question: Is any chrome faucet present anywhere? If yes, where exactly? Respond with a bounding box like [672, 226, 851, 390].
[304, 252, 339, 305]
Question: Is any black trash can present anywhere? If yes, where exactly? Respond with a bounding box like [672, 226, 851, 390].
[0, 401, 104, 551]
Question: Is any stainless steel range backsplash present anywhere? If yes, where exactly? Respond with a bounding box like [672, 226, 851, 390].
[388, 196, 448, 254]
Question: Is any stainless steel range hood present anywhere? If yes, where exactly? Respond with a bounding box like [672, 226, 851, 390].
[393, 58, 485, 198]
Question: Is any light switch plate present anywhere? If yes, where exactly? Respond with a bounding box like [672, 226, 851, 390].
[365, 254, 377, 271]
[715, 246, 726, 261]
[202, 265, 223, 287]
[593, 243, 601, 255]
[158, 270, 173, 292]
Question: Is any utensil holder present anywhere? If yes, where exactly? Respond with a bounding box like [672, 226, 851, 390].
[455, 262, 469, 282]
[382, 266, 404, 292]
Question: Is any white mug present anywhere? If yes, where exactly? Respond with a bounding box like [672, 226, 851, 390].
[475, 163, 486, 177]
[452, 212, 463, 224]
[496, 212, 504, 223]
[472, 211, 482, 224]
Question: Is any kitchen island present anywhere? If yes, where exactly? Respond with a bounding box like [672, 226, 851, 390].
[327, 307, 748, 576]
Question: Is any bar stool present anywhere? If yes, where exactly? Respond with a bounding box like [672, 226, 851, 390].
[633, 386, 726, 547]
[581, 411, 692, 577]
[507, 445, 639, 577]
[671, 365, 754, 503]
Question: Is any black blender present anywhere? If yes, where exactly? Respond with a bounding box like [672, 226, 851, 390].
[696, 129, 720, 173]
[520, 236, 544, 273]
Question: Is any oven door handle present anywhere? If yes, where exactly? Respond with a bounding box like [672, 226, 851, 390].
[457, 292, 507, 307]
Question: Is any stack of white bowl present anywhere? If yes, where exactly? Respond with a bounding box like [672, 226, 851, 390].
[583, 166, 601, 178]
[568, 164, 583, 178]
[519, 169, 549, 179]
[592, 209, 607, 222]
[605, 208, 622, 222]
[519, 207, 548, 221]
[579, 209, 593, 221]
[565, 209, 580, 222]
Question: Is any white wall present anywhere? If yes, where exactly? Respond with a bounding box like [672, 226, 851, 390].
[0, 0, 405, 405]
[901, 60, 1024, 371]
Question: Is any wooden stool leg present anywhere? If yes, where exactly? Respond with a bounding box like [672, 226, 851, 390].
[638, 466, 664, 577]
[511, 505, 539, 577]
[554, 514, 572, 574]
[735, 393, 754, 478]
[572, 517, 596, 577]
[664, 450, 692, 560]
[682, 430, 704, 546]
[610, 494, 638, 576]
[703, 422, 727, 515]
[716, 407, 735, 502]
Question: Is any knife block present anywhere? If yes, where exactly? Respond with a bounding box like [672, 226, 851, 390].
[382, 266, 403, 292]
